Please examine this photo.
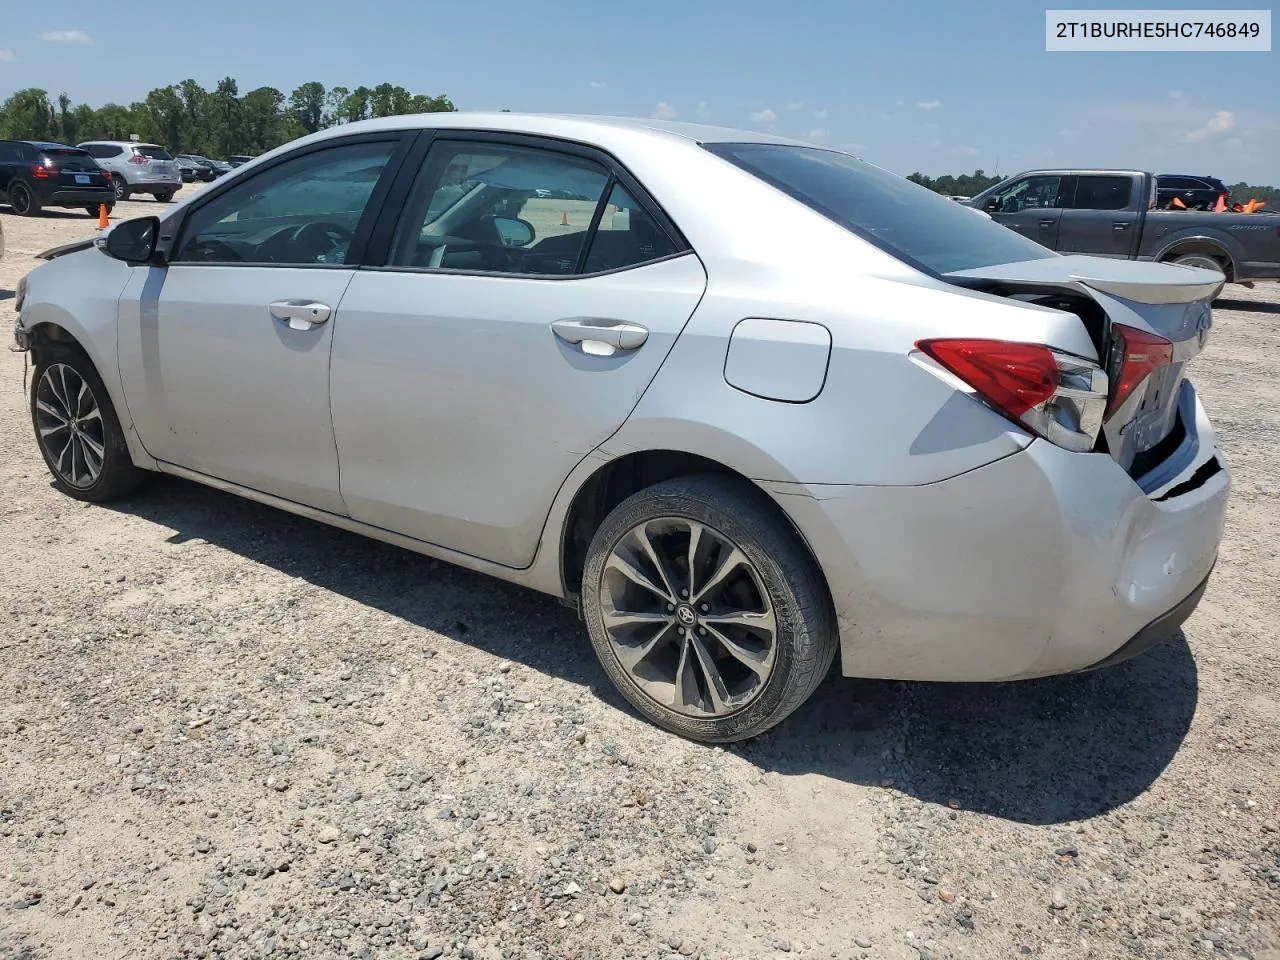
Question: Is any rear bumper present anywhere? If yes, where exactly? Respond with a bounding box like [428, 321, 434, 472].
[1080, 566, 1212, 671]
[44, 188, 115, 207]
[773, 387, 1228, 682]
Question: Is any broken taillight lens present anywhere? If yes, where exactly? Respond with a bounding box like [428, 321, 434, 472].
[915, 338, 1109, 453]
[1105, 324, 1174, 419]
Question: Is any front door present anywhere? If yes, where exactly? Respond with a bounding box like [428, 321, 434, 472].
[116, 137, 404, 513]
[330, 137, 707, 567]
[985, 174, 1067, 249]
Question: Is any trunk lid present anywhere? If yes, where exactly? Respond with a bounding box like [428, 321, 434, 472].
[946, 255, 1224, 476]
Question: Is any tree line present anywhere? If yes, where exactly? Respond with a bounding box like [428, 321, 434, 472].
[0, 80, 454, 160]
[908, 168, 1278, 206]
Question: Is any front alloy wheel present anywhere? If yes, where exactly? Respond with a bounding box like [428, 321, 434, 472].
[35, 363, 106, 488]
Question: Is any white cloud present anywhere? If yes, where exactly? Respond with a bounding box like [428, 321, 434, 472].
[951, 145, 981, 157]
[915, 100, 941, 110]
[812, 108, 828, 120]
[1224, 137, 1243, 149]
[1168, 90, 1184, 99]
[39, 29, 92, 43]
[1057, 128, 1080, 138]
[1185, 110, 1235, 142]
[750, 108, 777, 124]
[0, 48, 15, 62]
[588, 80, 605, 90]
[650, 101, 678, 120]
[806, 128, 831, 142]
[786, 100, 805, 111]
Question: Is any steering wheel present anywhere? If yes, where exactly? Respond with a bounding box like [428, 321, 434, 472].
[287, 221, 353, 262]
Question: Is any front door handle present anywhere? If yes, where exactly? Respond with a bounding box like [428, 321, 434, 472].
[1040, 219, 1055, 227]
[270, 299, 332, 330]
[551, 318, 648, 356]
[1113, 222, 1130, 230]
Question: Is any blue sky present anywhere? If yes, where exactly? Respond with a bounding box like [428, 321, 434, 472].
[1, 0, 1276, 182]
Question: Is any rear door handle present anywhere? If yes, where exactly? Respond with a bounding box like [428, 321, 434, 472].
[270, 299, 332, 330]
[1113, 222, 1130, 230]
[1039, 219, 1055, 227]
[551, 318, 648, 356]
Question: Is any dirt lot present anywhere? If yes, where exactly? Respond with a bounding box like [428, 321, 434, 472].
[0, 198, 1277, 960]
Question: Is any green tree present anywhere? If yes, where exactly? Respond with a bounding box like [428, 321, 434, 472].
[323, 86, 350, 127]
[0, 88, 57, 141]
[289, 81, 326, 134]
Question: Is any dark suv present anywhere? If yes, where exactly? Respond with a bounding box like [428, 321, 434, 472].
[0, 140, 115, 217]
[1156, 174, 1230, 210]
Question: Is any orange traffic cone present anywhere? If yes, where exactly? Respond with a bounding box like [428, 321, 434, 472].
[1171, 196, 1186, 209]
[560, 211, 569, 226]
[1213, 193, 1227, 213]
[97, 204, 110, 229]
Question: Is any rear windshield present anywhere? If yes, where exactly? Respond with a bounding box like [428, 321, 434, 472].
[133, 145, 173, 160]
[40, 148, 99, 171]
[704, 142, 1055, 275]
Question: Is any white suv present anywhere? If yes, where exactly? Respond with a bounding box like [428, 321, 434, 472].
[78, 141, 182, 203]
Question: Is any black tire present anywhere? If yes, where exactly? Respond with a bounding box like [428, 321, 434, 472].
[84, 203, 113, 218]
[30, 342, 150, 503]
[1170, 253, 1225, 274]
[582, 474, 838, 743]
[111, 175, 130, 202]
[155, 191, 175, 203]
[8, 181, 41, 216]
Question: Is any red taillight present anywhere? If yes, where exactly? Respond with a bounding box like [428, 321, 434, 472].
[31, 164, 51, 179]
[1105, 324, 1174, 419]
[915, 339, 1058, 418]
[128, 154, 148, 164]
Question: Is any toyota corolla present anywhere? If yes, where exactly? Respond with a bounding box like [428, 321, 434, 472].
[12, 113, 1229, 742]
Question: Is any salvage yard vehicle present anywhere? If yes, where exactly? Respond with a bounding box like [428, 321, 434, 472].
[0, 140, 115, 217]
[970, 169, 1280, 284]
[12, 114, 1230, 742]
[78, 141, 182, 203]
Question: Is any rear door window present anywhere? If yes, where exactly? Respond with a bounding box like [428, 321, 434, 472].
[1069, 176, 1133, 211]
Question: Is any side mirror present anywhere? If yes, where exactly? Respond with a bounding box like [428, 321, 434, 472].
[102, 216, 162, 265]
[982, 196, 1001, 214]
[492, 216, 535, 247]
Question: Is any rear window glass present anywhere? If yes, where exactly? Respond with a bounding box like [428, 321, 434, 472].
[705, 143, 1054, 274]
[133, 145, 173, 160]
[40, 148, 99, 171]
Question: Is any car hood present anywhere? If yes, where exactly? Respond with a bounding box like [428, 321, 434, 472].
[946, 254, 1224, 305]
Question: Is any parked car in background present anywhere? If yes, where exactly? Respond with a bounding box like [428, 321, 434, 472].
[0, 140, 115, 217]
[969, 169, 1280, 283]
[1156, 174, 1230, 210]
[176, 154, 218, 182]
[227, 155, 256, 168]
[78, 141, 182, 203]
[208, 158, 233, 176]
[175, 156, 200, 183]
[13, 115, 1229, 743]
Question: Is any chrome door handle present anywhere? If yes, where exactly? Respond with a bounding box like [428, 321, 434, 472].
[1039, 219, 1055, 227]
[270, 299, 332, 330]
[1113, 222, 1129, 230]
[551, 318, 648, 356]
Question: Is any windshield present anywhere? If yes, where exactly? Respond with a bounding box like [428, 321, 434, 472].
[704, 142, 1055, 275]
[134, 145, 173, 160]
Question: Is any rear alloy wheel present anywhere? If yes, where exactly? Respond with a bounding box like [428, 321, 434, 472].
[111, 176, 130, 202]
[1171, 253, 1224, 274]
[582, 474, 837, 742]
[8, 181, 41, 216]
[31, 344, 149, 502]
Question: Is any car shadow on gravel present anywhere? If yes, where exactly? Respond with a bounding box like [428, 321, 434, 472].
[744, 637, 1198, 825]
[1216, 297, 1280, 314]
[109, 475, 1199, 827]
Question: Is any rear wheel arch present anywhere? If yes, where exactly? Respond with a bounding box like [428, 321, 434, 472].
[1158, 239, 1235, 280]
[559, 449, 833, 610]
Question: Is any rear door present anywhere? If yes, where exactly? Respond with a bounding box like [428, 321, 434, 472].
[984, 174, 1068, 249]
[329, 133, 707, 567]
[1058, 174, 1142, 258]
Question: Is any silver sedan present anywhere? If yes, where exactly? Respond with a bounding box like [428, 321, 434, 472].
[13, 113, 1229, 742]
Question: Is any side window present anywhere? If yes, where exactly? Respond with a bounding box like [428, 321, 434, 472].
[583, 183, 679, 273]
[992, 175, 1062, 213]
[0, 143, 17, 162]
[1071, 176, 1132, 211]
[389, 141, 610, 275]
[172, 141, 397, 266]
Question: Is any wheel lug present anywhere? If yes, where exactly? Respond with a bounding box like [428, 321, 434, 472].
[666, 603, 675, 613]
[697, 627, 706, 636]
[679, 589, 688, 599]
[699, 603, 709, 613]
[677, 626, 685, 636]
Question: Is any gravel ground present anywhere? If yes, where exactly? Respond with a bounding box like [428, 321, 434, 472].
[0, 202, 1278, 960]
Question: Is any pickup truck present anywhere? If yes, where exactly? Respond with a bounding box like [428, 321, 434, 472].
[968, 169, 1280, 284]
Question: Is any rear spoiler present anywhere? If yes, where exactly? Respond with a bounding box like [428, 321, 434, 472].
[36, 237, 97, 261]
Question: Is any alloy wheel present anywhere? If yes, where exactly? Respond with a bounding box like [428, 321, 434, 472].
[10, 183, 31, 215]
[599, 517, 778, 718]
[35, 363, 106, 489]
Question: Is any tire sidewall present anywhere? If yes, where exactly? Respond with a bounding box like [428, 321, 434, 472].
[10, 181, 34, 215]
[582, 481, 822, 742]
[112, 176, 128, 201]
[1173, 253, 1222, 273]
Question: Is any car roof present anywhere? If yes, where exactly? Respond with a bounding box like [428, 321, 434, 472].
[80, 140, 163, 148]
[21, 140, 86, 151]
